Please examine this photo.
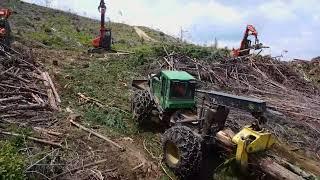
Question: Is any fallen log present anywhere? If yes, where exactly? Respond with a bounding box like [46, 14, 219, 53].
[42, 72, 59, 111]
[31, 93, 45, 105]
[0, 104, 45, 113]
[272, 144, 320, 176]
[0, 96, 23, 103]
[33, 127, 62, 136]
[0, 130, 62, 148]
[69, 115, 125, 151]
[258, 158, 304, 180]
[216, 129, 306, 180]
[44, 72, 61, 104]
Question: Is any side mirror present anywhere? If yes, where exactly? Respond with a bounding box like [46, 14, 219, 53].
[153, 77, 160, 81]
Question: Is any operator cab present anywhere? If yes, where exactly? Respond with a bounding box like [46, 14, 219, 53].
[151, 71, 197, 110]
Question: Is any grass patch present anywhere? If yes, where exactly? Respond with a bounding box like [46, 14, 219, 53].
[84, 106, 129, 134]
[0, 141, 26, 180]
[59, 53, 150, 135]
[25, 15, 93, 50]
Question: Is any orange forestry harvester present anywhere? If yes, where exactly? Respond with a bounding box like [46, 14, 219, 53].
[91, 0, 112, 52]
[0, 8, 12, 47]
[232, 25, 267, 57]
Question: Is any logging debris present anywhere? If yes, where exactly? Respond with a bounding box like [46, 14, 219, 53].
[0, 44, 61, 126]
[0, 130, 63, 148]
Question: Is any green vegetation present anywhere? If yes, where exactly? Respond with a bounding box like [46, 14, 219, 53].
[0, 141, 26, 180]
[154, 43, 230, 59]
[25, 15, 93, 49]
[59, 54, 148, 135]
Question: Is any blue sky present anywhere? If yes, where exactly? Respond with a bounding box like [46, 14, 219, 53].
[22, 0, 320, 60]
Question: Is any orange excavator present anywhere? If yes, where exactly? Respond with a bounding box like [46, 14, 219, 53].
[0, 8, 12, 47]
[91, 0, 112, 52]
[232, 25, 267, 57]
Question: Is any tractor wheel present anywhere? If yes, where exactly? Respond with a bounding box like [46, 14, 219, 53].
[162, 126, 202, 179]
[131, 90, 152, 125]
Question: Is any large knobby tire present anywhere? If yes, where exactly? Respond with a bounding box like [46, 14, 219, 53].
[131, 90, 152, 125]
[162, 126, 202, 179]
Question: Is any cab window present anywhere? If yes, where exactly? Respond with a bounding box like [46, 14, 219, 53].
[170, 81, 195, 99]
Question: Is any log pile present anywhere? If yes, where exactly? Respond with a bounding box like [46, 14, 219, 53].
[0, 45, 60, 126]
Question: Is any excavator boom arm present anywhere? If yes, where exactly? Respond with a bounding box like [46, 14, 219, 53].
[98, 0, 106, 34]
[239, 24, 259, 50]
[232, 24, 261, 57]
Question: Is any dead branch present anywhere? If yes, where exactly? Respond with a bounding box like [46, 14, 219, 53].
[51, 159, 114, 179]
[3, 71, 30, 83]
[160, 161, 174, 180]
[131, 162, 144, 171]
[69, 115, 125, 151]
[44, 72, 61, 103]
[0, 130, 62, 148]
[0, 96, 23, 103]
[33, 127, 62, 136]
[0, 104, 45, 113]
[42, 72, 59, 111]
[26, 149, 59, 171]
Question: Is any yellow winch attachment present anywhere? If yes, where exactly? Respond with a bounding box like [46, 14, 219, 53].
[232, 125, 276, 170]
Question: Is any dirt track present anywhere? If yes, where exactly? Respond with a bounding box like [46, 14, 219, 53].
[134, 26, 158, 42]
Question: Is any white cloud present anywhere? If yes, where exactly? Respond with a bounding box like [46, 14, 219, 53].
[258, 1, 296, 21]
[217, 40, 239, 49]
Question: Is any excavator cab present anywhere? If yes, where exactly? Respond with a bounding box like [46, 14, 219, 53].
[0, 8, 12, 47]
[92, 28, 112, 50]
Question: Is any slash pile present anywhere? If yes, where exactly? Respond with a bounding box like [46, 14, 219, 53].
[150, 51, 320, 158]
[0, 44, 60, 126]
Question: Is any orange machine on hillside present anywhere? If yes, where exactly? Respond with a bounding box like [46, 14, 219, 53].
[232, 25, 267, 57]
[0, 8, 12, 47]
[91, 0, 112, 52]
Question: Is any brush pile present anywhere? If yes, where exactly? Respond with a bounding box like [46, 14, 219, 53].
[0, 44, 60, 126]
[290, 57, 320, 85]
[150, 50, 320, 158]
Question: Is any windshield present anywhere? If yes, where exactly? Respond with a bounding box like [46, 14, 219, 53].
[170, 81, 195, 99]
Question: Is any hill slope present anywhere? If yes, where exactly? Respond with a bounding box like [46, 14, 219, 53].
[1, 0, 177, 51]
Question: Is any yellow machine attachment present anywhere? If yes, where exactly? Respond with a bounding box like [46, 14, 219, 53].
[232, 125, 276, 170]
